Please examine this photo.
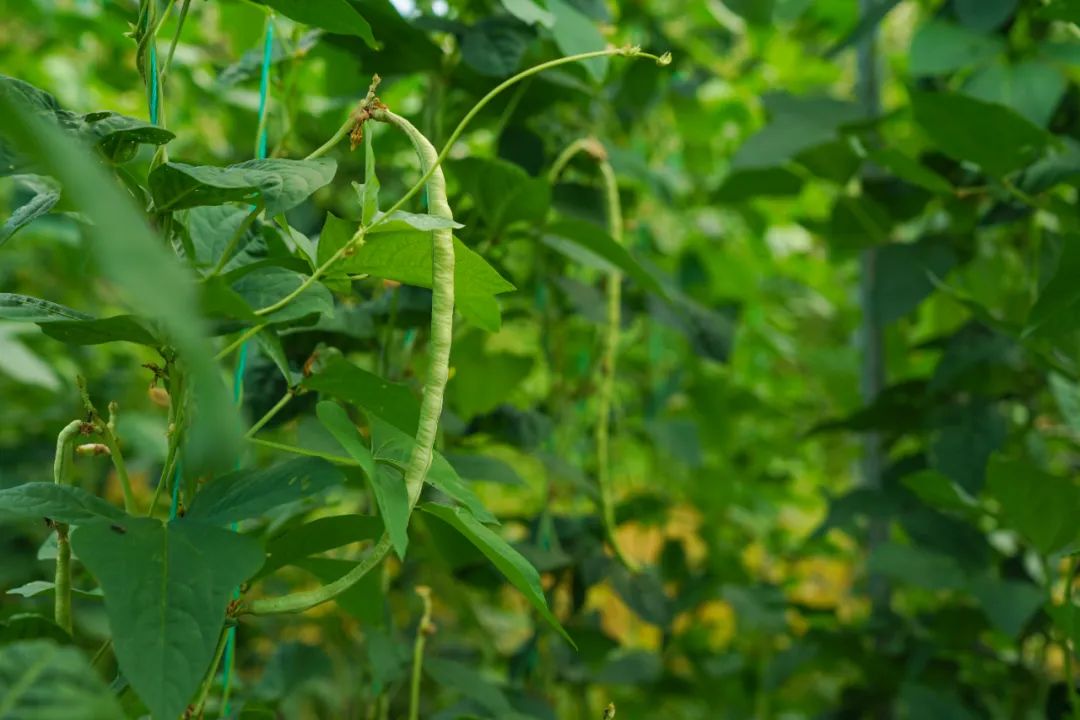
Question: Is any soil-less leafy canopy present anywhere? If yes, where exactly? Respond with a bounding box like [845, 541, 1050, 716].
[1, 1, 1080, 719]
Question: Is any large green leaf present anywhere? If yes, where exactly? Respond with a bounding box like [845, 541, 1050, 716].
[1025, 235, 1080, 337]
[0, 640, 124, 719]
[455, 157, 550, 232]
[0, 75, 173, 171]
[872, 238, 958, 324]
[148, 158, 336, 215]
[183, 457, 344, 526]
[336, 221, 515, 332]
[303, 356, 420, 437]
[257, 514, 382, 580]
[501, 0, 555, 27]
[964, 60, 1067, 127]
[732, 93, 864, 170]
[547, 0, 607, 82]
[72, 519, 263, 720]
[0, 294, 159, 345]
[248, 0, 377, 48]
[371, 416, 497, 524]
[542, 218, 666, 296]
[231, 266, 334, 323]
[985, 456, 1080, 555]
[0, 482, 128, 525]
[0, 73, 242, 479]
[315, 401, 409, 557]
[955, 0, 1017, 32]
[911, 90, 1050, 177]
[420, 503, 571, 644]
[462, 17, 532, 78]
[908, 21, 1004, 76]
[970, 576, 1043, 638]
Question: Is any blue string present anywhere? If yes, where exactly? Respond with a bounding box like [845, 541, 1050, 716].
[220, 18, 273, 716]
[149, 43, 159, 125]
[255, 22, 274, 161]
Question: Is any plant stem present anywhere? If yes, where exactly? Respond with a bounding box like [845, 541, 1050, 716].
[52, 419, 83, 636]
[549, 138, 636, 571]
[408, 586, 434, 720]
[246, 534, 393, 614]
[215, 324, 266, 361]
[246, 391, 293, 437]
[305, 117, 355, 160]
[248, 437, 360, 466]
[190, 626, 230, 716]
[102, 403, 137, 514]
[158, 0, 191, 83]
[208, 205, 261, 277]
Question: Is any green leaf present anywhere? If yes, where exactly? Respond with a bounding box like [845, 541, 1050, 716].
[370, 415, 497, 524]
[149, 158, 336, 215]
[1038, 0, 1080, 23]
[970, 576, 1043, 638]
[40, 316, 160, 346]
[303, 356, 420, 437]
[908, 20, 1004, 76]
[0, 175, 59, 246]
[714, 167, 805, 202]
[1025, 235, 1080, 337]
[462, 17, 532, 78]
[185, 205, 264, 271]
[867, 148, 953, 193]
[964, 60, 1067, 127]
[0, 70, 242, 479]
[317, 212, 357, 268]
[985, 456, 1080, 555]
[445, 453, 526, 486]
[0, 75, 174, 171]
[501, 0, 555, 27]
[0, 293, 90, 322]
[447, 332, 534, 420]
[542, 218, 666, 296]
[258, 514, 382, 580]
[425, 657, 516, 716]
[231, 266, 334, 323]
[929, 405, 1005, 494]
[315, 400, 413, 555]
[733, 93, 864, 170]
[337, 221, 515, 332]
[0, 640, 124, 719]
[316, 401, 376, 479]
[6, 580, 102, 599]
[901, 470, 975, 513]
[420, 503, 571, 644]
[825, 0, 903, 58]
[72, 519, 263, 720]
[548, 0, 607, 82]
[370, 463, 410, 559]
[867, 542, 967, 591]
[248, 0, 377, 48]
[911, 90, 1050, 178]
[456, 157, 550, 232]
[872, 238, 958, 324]
[183, 457, 345, 525]
[0, 482, 128, 525]
[955, 0, 1017, 32]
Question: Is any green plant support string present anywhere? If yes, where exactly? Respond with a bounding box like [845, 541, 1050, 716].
[219, 15, 274, 716]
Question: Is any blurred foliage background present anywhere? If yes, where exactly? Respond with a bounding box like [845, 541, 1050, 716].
[3, 0, 1080, 718]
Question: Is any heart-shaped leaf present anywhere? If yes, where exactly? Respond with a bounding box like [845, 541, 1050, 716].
[73, 519, 263, 720]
